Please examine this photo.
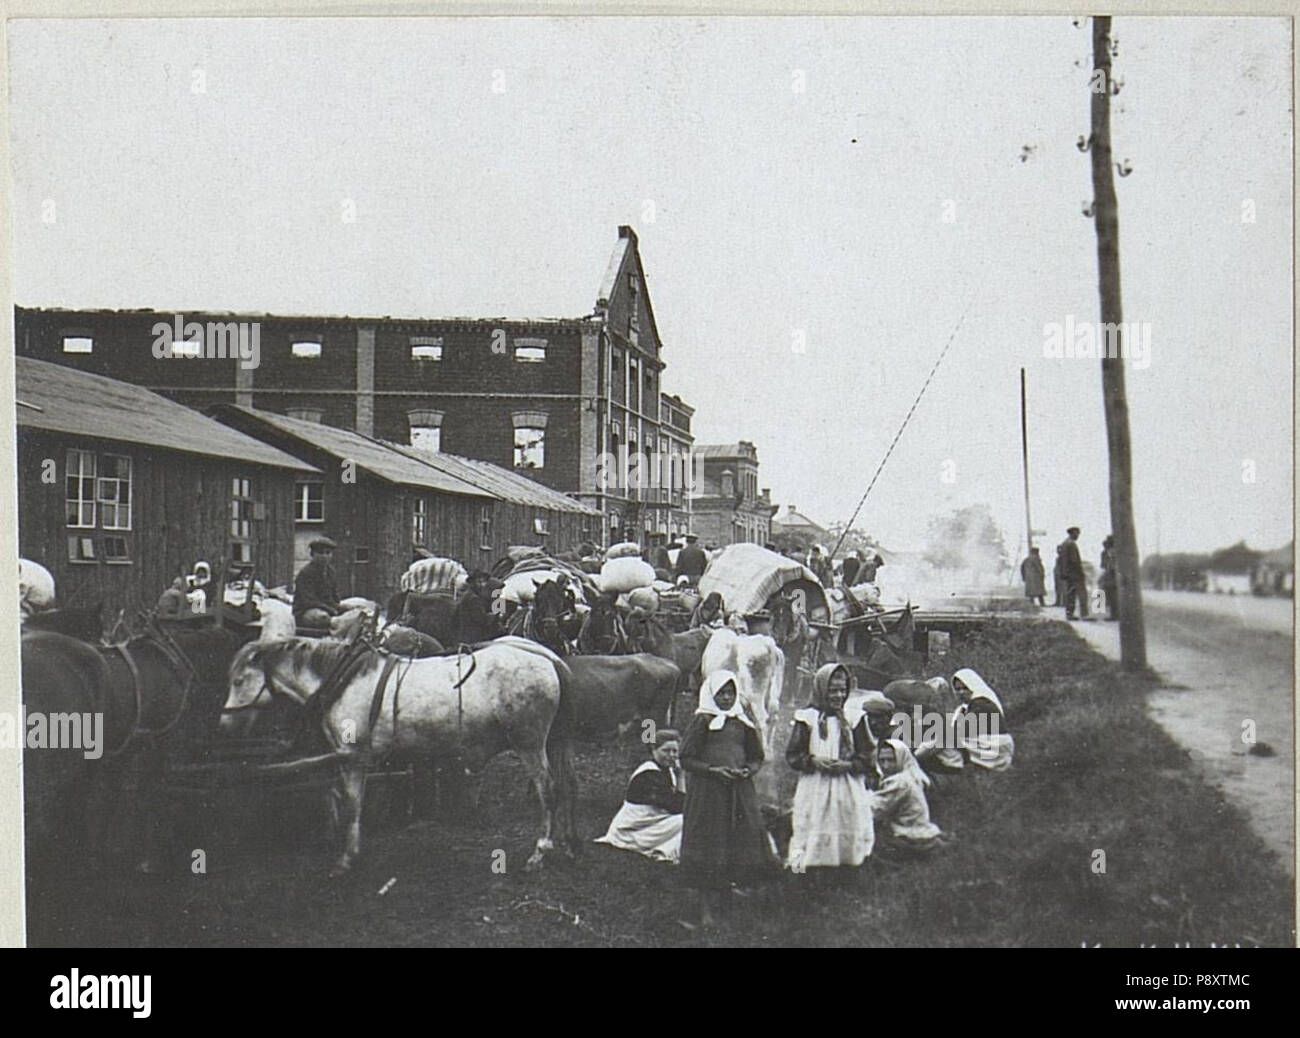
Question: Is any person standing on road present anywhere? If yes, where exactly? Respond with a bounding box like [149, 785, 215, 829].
[1099, 535, 1118, 621]
[674, 533, 708, 587]
[1058, 527, 1091, 621]
[1021, 547, 1046, 606]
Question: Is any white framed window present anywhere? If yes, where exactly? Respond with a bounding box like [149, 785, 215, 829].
[480, 504, 494, 549]
[514, 337, 547, 363]
[65, 449, 96, 528]
[68, 535, 96, 562]
[97, 454, 132, 530]
[62, 335, 93, 354]
[291, 340, 322, 358]
[410, 336, 443, 361]
[230, 478, 253, 554]
[295, 481, 324, 522]
[412, 497, 429, 545]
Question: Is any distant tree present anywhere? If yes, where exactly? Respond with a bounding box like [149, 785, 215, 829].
[825, 523, 880, 558]
[772, 529, 817, 556]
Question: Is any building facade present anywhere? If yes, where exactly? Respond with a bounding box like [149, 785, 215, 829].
[688, 442, 775, 547]
[15, 226, 694, 549]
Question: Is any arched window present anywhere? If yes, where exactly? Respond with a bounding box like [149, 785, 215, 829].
[512, 411, 547, 469]
[408, 409, 444, 453]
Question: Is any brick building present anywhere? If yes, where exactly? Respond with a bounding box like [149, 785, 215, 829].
[688, 442, 776, 547]
[15, 226, 694, 548]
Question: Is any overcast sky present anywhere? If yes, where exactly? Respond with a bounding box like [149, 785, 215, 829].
[9, 16, 1293, 558]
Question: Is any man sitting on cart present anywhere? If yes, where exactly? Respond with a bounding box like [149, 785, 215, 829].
[293, 536, 341, 630]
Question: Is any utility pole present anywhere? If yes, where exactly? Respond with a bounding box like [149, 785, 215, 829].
[1088, 16, 1147, 669]
[1020, 367, 1033, 553]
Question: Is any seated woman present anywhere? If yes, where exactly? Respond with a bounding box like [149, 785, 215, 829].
[870, 739, 943, 854]
[951, 668, 1015, 771]
[595, 729, 686, 863]
[784, 663, 877, 873]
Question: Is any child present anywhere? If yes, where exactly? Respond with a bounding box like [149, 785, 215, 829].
[785, 663, 877, 873]
[679, 670, 777, 927]
[870, 739, 943, 855]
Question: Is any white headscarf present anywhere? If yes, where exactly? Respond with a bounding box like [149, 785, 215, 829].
[952, 668, 1004, 715]
[696, 669, 757, 731]
[880, 737, 931, 789]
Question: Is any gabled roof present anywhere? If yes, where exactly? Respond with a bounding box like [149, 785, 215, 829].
[694, 442, 758, 460]
[384, 441, 601, 516]
[219, 406, 491, 497]
[597, 225, 665, 353]
[15, 357, 317, 472]
[772, 506, 827, 532]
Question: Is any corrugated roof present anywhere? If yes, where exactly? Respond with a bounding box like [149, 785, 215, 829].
[15, 357, 317, 472]
[385, 441, 601, 516]
[225, 407, 492, 498]
[16, 304, 592, 327]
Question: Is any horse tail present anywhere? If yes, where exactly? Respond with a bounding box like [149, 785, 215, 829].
[546, 656, 580, 850]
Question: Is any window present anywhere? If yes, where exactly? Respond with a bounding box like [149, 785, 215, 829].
[355, 547, 371, 564]
[295, 481, 324, 522]
[171, 336, 202, 358]
[408, 409, 443, 453]
[97, 455, 132, 530]
[514, 427, 545, 469]
[103, 535, 131, 563]
[62, 336, 93, 354]
[512, 412, 548, 469]
[611, 349, 623, 392]
[231, 477, 253, 563]
[628, 358, 639, 412]
[291, 340, 322, 358]
[412, 497, 429, 545]
[65, 450, 97, 528]
[410, 336, 443, 361]
[628, 274, 640, 336]
[514, 337, 547, 363]
[68, 535, 96, 562]
[287, 408, 323, 424]
[533, 517, 549, 536]
[480, 504, 494, 549]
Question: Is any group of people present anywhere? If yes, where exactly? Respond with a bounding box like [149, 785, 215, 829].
[799, 545, 884, 591]
[597, 660, 1014, 928]
[1020, 526, 1119, 621]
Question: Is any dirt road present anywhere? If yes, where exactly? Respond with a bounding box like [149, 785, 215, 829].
[1072, 591, 1294, 875]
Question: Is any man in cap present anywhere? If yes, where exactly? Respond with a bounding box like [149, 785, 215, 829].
[293, 536, 342, 628]
[1057, 526, 1091, 621]
[674, 533, 708, 586]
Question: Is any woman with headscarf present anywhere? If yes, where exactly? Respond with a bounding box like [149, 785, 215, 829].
[689, 591, 726, 630]
[596, 728, 686, 863]
[951, 668, 1015, 771]
[679, 670, 776, 927]
[784, 663, 877, 873]
[186, 561, 213, 614]
[870, 739, 943, 854]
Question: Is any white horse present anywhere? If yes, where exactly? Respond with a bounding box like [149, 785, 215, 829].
[701, 628, 785, 806]
[222, 634, 577, 873]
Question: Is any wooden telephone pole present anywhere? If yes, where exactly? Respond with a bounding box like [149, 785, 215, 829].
[1088, 16, 1147, 669]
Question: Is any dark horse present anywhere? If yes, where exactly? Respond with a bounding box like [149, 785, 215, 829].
[576, 591, 629, 655]
[506, 578, 581, 656]
[386, 588, 459, 645]
[22, 601, 106, 643]
[21, 618, 257, 885]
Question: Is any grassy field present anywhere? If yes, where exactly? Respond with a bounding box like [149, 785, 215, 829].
[29, 620, 1295, 947]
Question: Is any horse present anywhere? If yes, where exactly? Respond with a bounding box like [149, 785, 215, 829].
[387, 588, 459, 645]
[700, 627, 786, 806]
[564, 654, 681, 737]
[623, 609, 714, 706]
[506, 578, 580, 656]
[221, 634, 579, 874]
[20, 619, 256, 880]
[379, 624, 445, 657]
[576, 592, 629, 655]
[22, 601, 105, 643]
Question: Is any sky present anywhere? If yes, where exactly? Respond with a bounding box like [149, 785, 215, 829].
[8, 15, 1293, 559]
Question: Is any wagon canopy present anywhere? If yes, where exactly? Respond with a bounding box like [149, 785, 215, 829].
[698, 544, 829, 618]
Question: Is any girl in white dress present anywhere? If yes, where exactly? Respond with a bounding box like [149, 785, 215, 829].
[784, 663, 877, 872]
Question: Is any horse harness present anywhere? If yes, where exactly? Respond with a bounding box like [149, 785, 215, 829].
[101, 623, 199, 758]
